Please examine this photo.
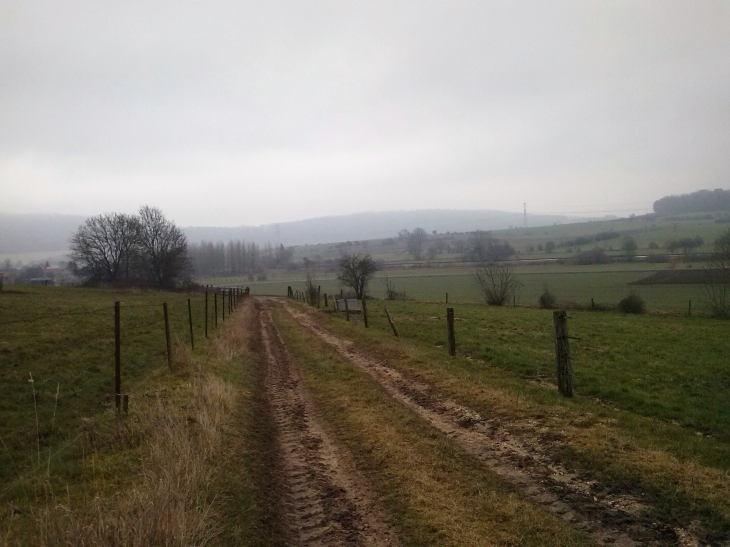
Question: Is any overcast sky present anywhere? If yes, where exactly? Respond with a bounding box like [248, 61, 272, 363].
[1, 1, 729, 226]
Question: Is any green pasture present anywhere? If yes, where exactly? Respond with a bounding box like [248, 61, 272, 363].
[0, 285, 213, 502]
[322, 298, 730, 464]
[207, 264, 709, 313]
[289, 211, 730, 264]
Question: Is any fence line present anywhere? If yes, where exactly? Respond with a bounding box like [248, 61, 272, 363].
[0, 288, 252, 503]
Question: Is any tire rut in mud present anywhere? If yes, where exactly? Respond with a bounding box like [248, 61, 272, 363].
[256, 300, 394, 546]
[282, 300, 690, 547]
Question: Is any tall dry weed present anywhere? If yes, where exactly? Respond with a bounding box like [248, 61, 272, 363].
[28, 298, 248, 547]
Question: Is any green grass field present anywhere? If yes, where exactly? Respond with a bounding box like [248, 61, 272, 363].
[205, 263, 710, 312]
[354, 300, 730, 444]
[0, 285, 214, 503]
[293, 295, 730, 541]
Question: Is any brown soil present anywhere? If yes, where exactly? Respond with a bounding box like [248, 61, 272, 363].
[256, 300, 395, 546]
[282, 299, 696, 546]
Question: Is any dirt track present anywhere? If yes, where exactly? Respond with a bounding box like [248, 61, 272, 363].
[280, 299, 692, 546]
[256, 300, 394, 546]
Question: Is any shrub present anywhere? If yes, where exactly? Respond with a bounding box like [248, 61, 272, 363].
[538, 288, 557, 309]
[618, 292, 646, 314]
[474, 263, 521, 306]
[574, 247, 609, 265]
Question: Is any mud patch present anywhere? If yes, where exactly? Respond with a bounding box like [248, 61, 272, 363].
[283, 300, 691, 546]
[257, 300, 394, 546]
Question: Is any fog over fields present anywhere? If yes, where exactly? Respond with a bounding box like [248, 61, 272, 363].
[0, 209, 599, 255]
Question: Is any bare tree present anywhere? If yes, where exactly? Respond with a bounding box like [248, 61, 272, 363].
[137, 206, 190, 287]
[382, 275, 405, 300]
[703, 228, 730, 317]
[70, 213, 139, 282]
[337, 254, 377, 298]
[304, 270, 318, 305]
[474, 262, 521, 306]
[621, 236, 638, 261]
[467, 230, 515, 262]
[407, 228, 427, 260]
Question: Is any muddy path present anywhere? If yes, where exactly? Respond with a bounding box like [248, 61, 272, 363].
[256, 300, 394, 546]
[281, 300, 691, 546]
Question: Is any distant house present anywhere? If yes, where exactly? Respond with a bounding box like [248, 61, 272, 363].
[30, 278, 55, 286]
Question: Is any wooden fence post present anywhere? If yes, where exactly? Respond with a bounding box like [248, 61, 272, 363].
[553, 310, 573, 397]
[447, 307, 456, 356]
[688, 299, 692, 317]
[187, 298, 194, 351]
[362, 295, 368, 328]
[205, 291, 208, 339]
[318, 286, 321, 308]
[163, 303, 172, 370]
[446, 292, 448, 303]
[344, 297, 350, 321]
[214, 292, 218, 328]
[385, 308, 399, 337]
[324, 293, 328, 307]
[115, 301, 121, 413]
[222, 290, 226, 321]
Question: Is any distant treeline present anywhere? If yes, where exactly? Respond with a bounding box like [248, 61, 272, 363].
[189, 240, 293, 278]
[556, 231, 619, 249]
[653, 188, 730, 215]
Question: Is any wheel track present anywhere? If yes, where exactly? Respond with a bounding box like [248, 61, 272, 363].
[281, 300, 694, 546]
[257, 300, 394, 546]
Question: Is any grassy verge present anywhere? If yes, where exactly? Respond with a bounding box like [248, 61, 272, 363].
[294, 299, 730, 542]
[0, 285, 213, 497]
[1, 293, 278, 546]
[271, 304, 586, 546]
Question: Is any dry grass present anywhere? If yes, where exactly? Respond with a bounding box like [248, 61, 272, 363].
[4, 301, 256, 547]
[272, 305, 585, 546]
[305, 302, 730, 541]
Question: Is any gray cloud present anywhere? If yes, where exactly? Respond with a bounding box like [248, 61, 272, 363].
[1, 1, 729, 225]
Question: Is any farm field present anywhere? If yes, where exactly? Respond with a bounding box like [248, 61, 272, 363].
[2, 285, 729, 545]
[288, 211, 730, 264]
[204, 263, 710, 312]
[0, 286, 214, 490]
[274, 296, 730, 543]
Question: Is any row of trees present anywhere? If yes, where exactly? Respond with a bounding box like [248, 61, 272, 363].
[654, 188, 730, 215]
[399, 228, 515, 262]
[189, 240, 293, 278]
[70, 206, 189, 287]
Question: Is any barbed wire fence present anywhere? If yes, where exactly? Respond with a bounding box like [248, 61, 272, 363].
[0, 285, 250, 505]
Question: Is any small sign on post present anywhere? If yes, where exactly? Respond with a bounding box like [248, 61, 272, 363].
[553, 310, 573, 397]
